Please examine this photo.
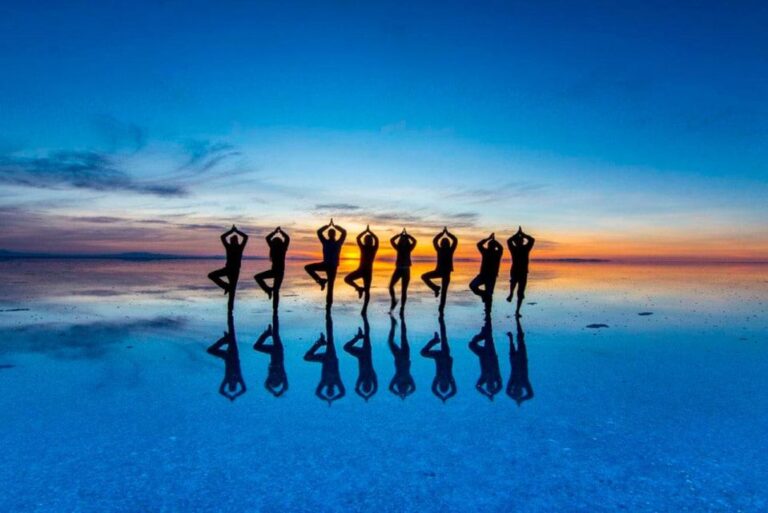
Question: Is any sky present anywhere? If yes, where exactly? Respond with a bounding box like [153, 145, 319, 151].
[0, 0, 766, 261]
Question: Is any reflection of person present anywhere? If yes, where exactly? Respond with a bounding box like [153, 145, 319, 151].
[507, 317, 533, 405]
[469, 233, 503, 309]
[304, 313, 345, 405]
[206, 314, 246, 401]
[421, 227, 458, 316]
[253, 313, 288, 397]
[388, 314, 416, 399]
[208, 225, 248, 312]
[343, 314, 378, 401]
[254, 227, 290, 311]
[344, 225, 379, 316]
[507, 226, 535, 317]
[389, 228, 417, 316]
[469, 316, 502, 400]
[305, 219, 347, 309]
[420, 315, 456, 403]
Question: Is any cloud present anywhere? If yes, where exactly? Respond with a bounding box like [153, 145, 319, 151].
[314, 203, 361, 211]
[0, 150, 186, 197]
[447, 182, 548, 203]
[92, 115, 147, 151]
[181, 140, 241, 172]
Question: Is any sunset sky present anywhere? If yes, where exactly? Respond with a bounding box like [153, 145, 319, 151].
[1, 1, 766, 261]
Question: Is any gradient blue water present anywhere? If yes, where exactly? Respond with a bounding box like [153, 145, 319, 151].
[1, 260, 766, 512]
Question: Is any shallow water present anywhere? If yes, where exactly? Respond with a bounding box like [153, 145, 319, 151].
[1, 259, 766, 512]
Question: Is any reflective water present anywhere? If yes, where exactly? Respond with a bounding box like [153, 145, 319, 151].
[1, 259, 766, 512]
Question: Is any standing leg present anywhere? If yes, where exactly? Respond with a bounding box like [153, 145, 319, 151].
[227, 275, 239, 313]
[389, 269, 402, 311]
[399, 268, 411, 316]
[272, 272, 284, 312]
[516, 274, 528, 317]
[507, 271, 518, 302]
[439, 274, 450, 314]
[361, 272, 372, 316]
[326, 267, 337, 309]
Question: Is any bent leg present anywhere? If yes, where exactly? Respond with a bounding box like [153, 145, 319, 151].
[254, 268, 275, 298]
[208, 268, 230, 293]
[469, 274, 484, 298]
[421, 269, 441, 296]
[305, 262, 327, 288]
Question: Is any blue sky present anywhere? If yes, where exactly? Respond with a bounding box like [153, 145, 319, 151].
[0, 1, 766, 259]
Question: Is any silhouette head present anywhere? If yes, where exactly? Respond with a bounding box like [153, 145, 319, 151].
[328, 228, 337, 241]
[229, 235, 240, 245]
[440, 238, 450, 249]
[363, 234, 373, 246]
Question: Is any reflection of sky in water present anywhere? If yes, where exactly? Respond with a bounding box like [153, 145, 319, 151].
[0, 260, 767, 511]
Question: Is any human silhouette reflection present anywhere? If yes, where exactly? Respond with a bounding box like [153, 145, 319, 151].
[421, 315, 456, 403]
[469, 314, 502, 400]
[388, 314, 416, 399]
[206, 313, 246, 401]
[507, 317, 534, 405]
[253, 312, 288, 397]
[305, 219, 347, 310]
[421, 227, 458, 316]
[506, 226, 535, 318]
[388, 228, 417, 316]
[304, 312, 345, 404]
[254, 227, 289, 312]
[469, 233, 503, 311]
[208, 225, 248, 313]
[343, 313, 378, 401]
[344, 225, 379, 316]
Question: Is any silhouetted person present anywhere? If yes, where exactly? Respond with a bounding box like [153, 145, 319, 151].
[304, 312, 345, 405]
[208, 225, 248, 313]
[389, 228, 417, 316]
[507, 317, 533, 405]
[253, 312, 288, 397]
[421, 227, 458, 316]
[507, 226, 535, 317]
[254, 227, 290, 311]
[344, 225, 379, 316]
[388, 314, 415, 399]
[206, 313, 246, 401]
[305, 219, 347, 310]
[469, 315, 502, 400]
[469, 233, 503, 310]
[343, 313, 378, 401]
[420, 315, 456, 403]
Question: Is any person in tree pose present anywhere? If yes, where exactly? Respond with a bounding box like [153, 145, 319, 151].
[469, 233, 503, 310]
[344, 225, 379, 315]
[421, 227, 458, 316]
[388, 228, 417, 316]
[254, 227, 290, 311]
[208, 225, 248, 313]
[507, 316, 533, 405]
[469, 314, 502, 400]
[253, 312, 288, 397]
[387, 314, 416, 400]
[304, 313, 345, 405]
[506, 226, 535, 318]
[343, 313, 378, 402]
[305, 219, 347, 310]
[420, 315, 456, 403]
[206, 314, 246, 401]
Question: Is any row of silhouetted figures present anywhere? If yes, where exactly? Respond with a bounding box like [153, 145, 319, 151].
[207, 220, 535, 317]
[207, 310, 533, 406]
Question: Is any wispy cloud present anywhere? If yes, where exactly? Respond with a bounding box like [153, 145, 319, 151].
[446, 181, 548, 203]
[0, 150, 186, 197]
[180, 140, 241, 173]
[92, 115, 147, 151]
[314, 203, 361, 211]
